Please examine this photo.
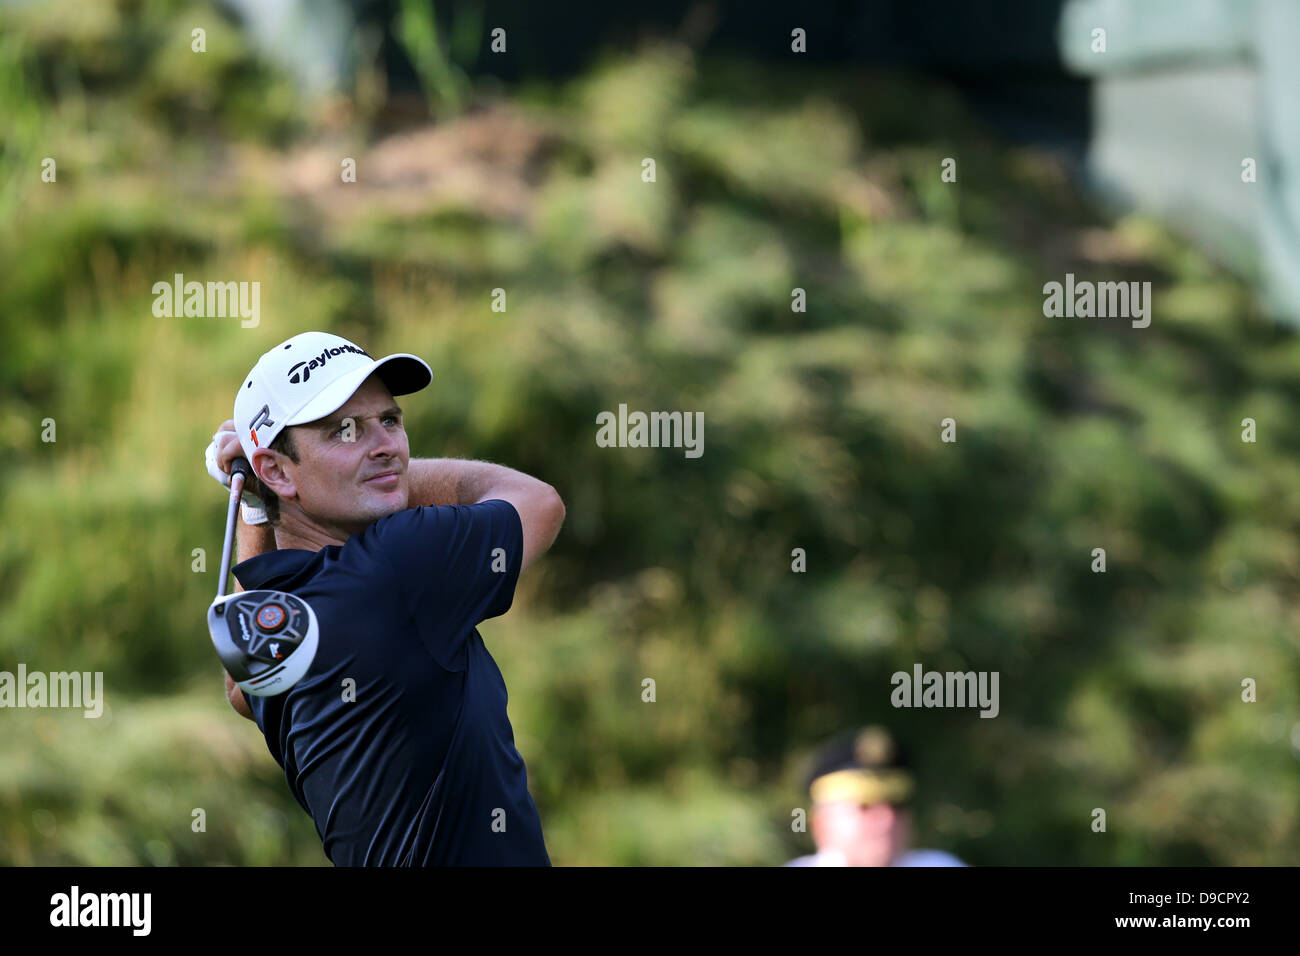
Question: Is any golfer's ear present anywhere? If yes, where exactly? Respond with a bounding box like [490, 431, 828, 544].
[252, 447, 294, 499]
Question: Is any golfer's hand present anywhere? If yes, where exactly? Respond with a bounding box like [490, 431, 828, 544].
[211, 420, 243, 481]
[205, 421, 236, 487]
[206, 421, 267, 517]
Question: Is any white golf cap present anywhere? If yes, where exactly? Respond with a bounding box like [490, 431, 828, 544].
[233, 331, 432, 463]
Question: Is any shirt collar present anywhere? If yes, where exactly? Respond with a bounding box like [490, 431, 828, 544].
[232, 548, 326, 592]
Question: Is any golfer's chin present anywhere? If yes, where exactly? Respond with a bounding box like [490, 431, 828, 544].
[358, 477, 410, 517]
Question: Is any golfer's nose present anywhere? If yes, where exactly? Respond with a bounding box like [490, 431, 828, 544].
[367, 422, 401, 459]
[371, 437, 398, 461]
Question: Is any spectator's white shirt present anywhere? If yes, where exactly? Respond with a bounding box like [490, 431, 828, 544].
[784, 849, 966, 866]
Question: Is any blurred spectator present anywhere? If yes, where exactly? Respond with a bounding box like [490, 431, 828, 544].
[786, 726, 965, 867]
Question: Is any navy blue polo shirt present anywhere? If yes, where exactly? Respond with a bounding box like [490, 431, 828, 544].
[231, 499, 550, 866]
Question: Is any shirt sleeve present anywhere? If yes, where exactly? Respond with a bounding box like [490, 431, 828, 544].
[362, 499, 524, 669]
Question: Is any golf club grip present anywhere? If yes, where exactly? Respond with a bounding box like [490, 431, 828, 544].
[230, 457, 254, 483]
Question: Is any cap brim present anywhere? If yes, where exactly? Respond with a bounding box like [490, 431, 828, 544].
[286, 354, 432, 427]
[372, 353, 434, 396]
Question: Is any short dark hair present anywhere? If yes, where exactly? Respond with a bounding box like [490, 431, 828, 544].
[255, 428, 299, 526]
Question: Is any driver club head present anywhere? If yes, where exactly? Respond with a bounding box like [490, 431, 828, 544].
[209, 589, 319, 697]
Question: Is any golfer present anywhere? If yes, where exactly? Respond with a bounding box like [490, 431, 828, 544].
[205, 330, 565, 866]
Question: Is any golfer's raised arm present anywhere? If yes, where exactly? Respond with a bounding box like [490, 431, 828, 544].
[406, 459, 565, 574]
[220, 512, 273, 722]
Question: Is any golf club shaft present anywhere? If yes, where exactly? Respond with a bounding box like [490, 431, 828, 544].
[216, 459, 254, 600]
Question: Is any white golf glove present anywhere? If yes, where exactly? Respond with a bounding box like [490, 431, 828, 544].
[205, 430, 269, 525]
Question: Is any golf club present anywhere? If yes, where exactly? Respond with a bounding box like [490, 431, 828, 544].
[208, 457, 319, 697]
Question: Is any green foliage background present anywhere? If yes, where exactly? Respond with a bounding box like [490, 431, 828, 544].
[1, 1, 1297, 865]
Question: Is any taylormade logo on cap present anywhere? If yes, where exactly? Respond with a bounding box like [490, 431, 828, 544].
[287, 344, 371, 384]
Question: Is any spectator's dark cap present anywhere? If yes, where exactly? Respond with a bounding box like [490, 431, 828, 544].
[805, 726, 914, 806]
